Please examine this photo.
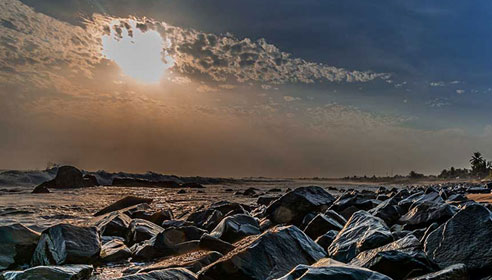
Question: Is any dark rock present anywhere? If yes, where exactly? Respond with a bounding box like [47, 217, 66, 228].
[324, 210, 347, 226]
[399, 192, 443, 212]
[339, 205, 362, 221]
[111, 177, 180, 188]
[259, 218, 273, 232]
[314, 230, 338, 249]
[95, 212, 132, 238]
[328, 210, 393, 263]
[268, 188, 282, 193]
[224, 188, 233, 192]
[329, 194, 379, 213]
[369, 196, 402, 226]
[265, 186, 335, 226]
[424, 204, 492, 277]
[177, 189, 187, 194]
[158, 226, 206, 243]
[419, 223, 438, 244]
[399, 202, 456, 229]
[198, 225, 326, 280]
[162, 220, 194, 228]
[138, 251, 222, 274]
[132, 209, 173, 225]
[100, 239, 132, 263]
[409, 264, 469, 280]
[466, 186, 490, 194]
[31, 224, 101, 266]
[303, 213, 343, 240]
[0, 224, 40, 270]
[257, 196, 279, 207]
[300, 213, 317, 229]
[243, 187, 259, 196]
[122, 203, 152, 218]
[127, 219, 163, 245]
[350, 235, 436, 280]
[209, 201, 249, 216]
[0, 264, 93, 280]
[187, 210, 224, 231]
[114, 268, 197, 280]
[94, 196, 153, 217]
[199, 234, 235, 255]
[273, 258, 391, 280]
[32, 185, 50, 193]
[210, 214, 260, 243]
[35, 166, 98, 190]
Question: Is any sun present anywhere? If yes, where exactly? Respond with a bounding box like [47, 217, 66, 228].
[101, 20, 174, 83]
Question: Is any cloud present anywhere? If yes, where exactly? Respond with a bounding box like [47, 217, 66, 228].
[430, 81, 445, 87]
[456, 89, 465, 94]
[426, 97, 450, 108]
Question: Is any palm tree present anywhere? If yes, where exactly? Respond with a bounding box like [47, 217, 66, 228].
[470, 152, 486, 176]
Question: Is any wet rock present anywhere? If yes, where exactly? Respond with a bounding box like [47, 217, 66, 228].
[127, 219, 163, 245]
[419, 223, 438, 244]
[94, 196, 153, 217]
[95, 212, 132, 238]
[162, 220, 194, 228]
[199, 234, 235, 255]
[0, 264, 93, 280]
[399, 192, 443, 212]
[114, 268, 197, 280]
[100, 239, 132, 263]
[268, 188, 282, 193]
[327, 210, 393, 263]
[209, 201, 250, 216]
[198, 225, 326, 280]
[273, 258, 392, 280]
[187, 209, 223, 231]
[138, 251, 222, 274]
[243, 187, 259, 196]
[424, 204, 492, 277]
[303, 213, 343, 240]
[31, 224, 101, 266]
[324, 210, 347, 226]
[409, 264, 468, 280]
[339, 205, 361, 221]
[210, 214, 260, 243]
[0, 224, 40, 270]
[265, 186, 335, 226]
[257, 196, 279, 207]
[36, 166, 98, 190]
[32, 185, 50, 193]
[369, 196, 402, 226]
[314, 230, 338, 249]
[330, 194, 379, 213]
[399, 202, 456, 229]
[350, 235, 436, 280]
[132, 209, 174, 225]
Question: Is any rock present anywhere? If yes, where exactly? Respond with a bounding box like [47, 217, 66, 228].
[265, 186, 335, 226]
[111, 178, 180, 188]
[138, 251, 222, 274]
[466, 186, 490, 194]
[419, 223, 438, 244]
[273, 258, 392, 280]
[0, 264, 93, 280]
[259, 218, 273, 231]
[369, 196, 402, 226]
[32, 185, 50, 193]
[303, 213, 343, 240]
[198, 225, 326, 280]
[35, 166, 98, 189]
[268, 188, 282, 193]
[350, 235, 436, 280]
[399, 202, 456, 229]
[132, 209, 174, 225]
[209, 201, 250, 215]
[424, 204, 492, 277]
[181, 183, 205, 189]
[327, 210, 393, 263]
[209, 214, 260, 243]
[338, 206, 361, 221]
[95, 212, 132, 238]
[243, 187, 259, 196]
[324, 210, 347, 226]
[100, 239, 132, 263]
[399, 192, 443, 212]
[127, 219, 163, 245]
[31, 224, 101, 266]
[329, 194, 379, 213]
[158, 226, 206, 244]
[114, 268, 197, 280]
[162, 220, 194, 228]
[187, 210, 224, 231]
[0, 224, 40, 271]
[257, 196, 279, 207]
[199, 234, 235, 255]
[94, 196, 153, 217]
[177, 189, 187, 194]
[314, 230, 338, 249]
[409, 264, 469, 280]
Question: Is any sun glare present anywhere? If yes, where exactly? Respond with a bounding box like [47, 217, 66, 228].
[101, 20, 174, 83]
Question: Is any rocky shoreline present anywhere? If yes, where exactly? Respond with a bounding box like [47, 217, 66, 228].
[1, 167, 492, 279]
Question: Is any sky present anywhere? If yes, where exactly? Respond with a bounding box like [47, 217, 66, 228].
[0, 0, 491, 177]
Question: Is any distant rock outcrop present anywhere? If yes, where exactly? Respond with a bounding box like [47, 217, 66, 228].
[33, 166, 99, 191]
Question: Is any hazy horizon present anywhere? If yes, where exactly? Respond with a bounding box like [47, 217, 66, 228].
[1, 0, 492, 178]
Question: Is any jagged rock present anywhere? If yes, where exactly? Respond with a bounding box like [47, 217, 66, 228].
[369, 196, 402, 226]
[350, 235, 436, 279]
[329, 194, 379, 214]
[187, 210, 224, 231]
[273, 258, 391, 280]
[399, 202, 456, 229]
[424, 204, 492, 277]
[243, 187, 259, 196]
[314, 230, 338, 249]
[0, 265, 93, 280]
[95, 212, 132, 238]
[339, 206, 362, 221]
[419, 223, 438, 244]
[303, 213, 343, 240]
[162, 220, 194, 228]
[100, 239, 132, 263]
[209, 214, 260, 243]
[31, 224, 101, 266]
[257, 196, 279, 206]
[210, 201, 250, 215]
[127, 219, 163, 245]
[198, 225, 326, 280]
[399, 192, 443, 212]
[122, 203, 152, 218]
[199, 234, 235, 255]
[35, 166, 98, 190]
[138, 251, 222, 274]
[114, 268, 197, 280]
[0, 224, 40, 270]
[409, 264, 469, 280]
[327, 210, 393, 263]
[265, 186, 335, 226]
[132, 209, 174, 225]
[32, 185, 50, 193]
[94, 196, 153, 216]
[324, 210, 347, 226]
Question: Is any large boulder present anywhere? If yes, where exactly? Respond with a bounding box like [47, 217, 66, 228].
[399, 192, 443, 212]
[209, 214, 260, 243]
[100, 239, 132, 263]
[327, 211, 393, 263]
[94, 196, 153, 217]
[36, 166, 98, 189]
[95, 212, 132, 238]
[199, 234, 235, 255]
[314, 230, 338, 249]
[114, 268, 197, 280]
[303, 213, 344, 240]
[350, 235, 436, 280]
[424, 204, 492, 277]
[31, 224, 101, 266]
[273, 258, 391, 280]
[265, 187, 335, 226]
[198, 225, 326, 280]
[127, 219, 163, 245]
[409, 264, 468, 280]
[187, 210, 224, 231]
[0, 265, 93, 280]
[369, 197, 402, 226]
[399, 202, 456, 229]
[0, 224, 40, 271]
[137, 251, 223, 274]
